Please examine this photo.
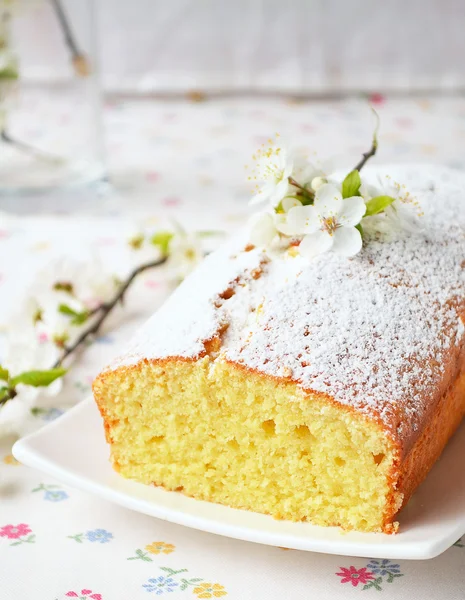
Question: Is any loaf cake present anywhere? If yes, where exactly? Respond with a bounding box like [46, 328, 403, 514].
[93, 165, 465, 533]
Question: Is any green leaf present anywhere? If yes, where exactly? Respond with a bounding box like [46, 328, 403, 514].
[58, 303, 78, 317]
[0, 67, 19, 80]
[341, 170, 361, 198]
[299, 189, 314, 206]
[0, 365, 10, 382]
[11, 368, 67, 388]
[365, 195, 395, 216]
[363, 577, 383, 591]
[0, 387, 11, 402]
[151, 231, 174, 256]
[355, 223, 364, 238]
[58, 303, 89, 325]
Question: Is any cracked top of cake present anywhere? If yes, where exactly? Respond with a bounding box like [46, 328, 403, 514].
[106, 165, 465, 451]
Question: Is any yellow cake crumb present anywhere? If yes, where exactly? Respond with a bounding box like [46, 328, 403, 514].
[94, 358, 398, 532]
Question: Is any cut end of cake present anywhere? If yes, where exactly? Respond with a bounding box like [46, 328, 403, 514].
[93, 357, 401, 533]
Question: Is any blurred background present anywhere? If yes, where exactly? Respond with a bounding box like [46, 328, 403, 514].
[2, 7, 465, 594]
[1, 0, 465, 223]
[15, 0, 465, 94]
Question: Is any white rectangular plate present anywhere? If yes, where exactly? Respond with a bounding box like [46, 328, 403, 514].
[13, 398, 465, 560]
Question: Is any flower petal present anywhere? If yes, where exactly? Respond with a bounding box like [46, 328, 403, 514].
[249, 182, 275, 205]
[331, 227, 362, 257]
[338, 196, 367, 226]
[249, 213, 276, 246]
[274, 214, 293, 236]
[269, 178, 290, 206]
[286, 205, 320, 235]
[314, 184, 343, 217]
[359, 180, 380, 200]
[282, 197, 302, 212]
[299, 230, 333, 258]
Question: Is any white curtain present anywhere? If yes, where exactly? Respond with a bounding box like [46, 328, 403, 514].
[12, 0, 465, 93]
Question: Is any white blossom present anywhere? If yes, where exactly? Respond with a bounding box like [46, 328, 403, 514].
[286, 183, 366, 258]
[166, 231, 204, 280]
[360, 174, 423, 233]
[248, 141, 322, 208]
[0, 257, 118, 436]
[310, 176, 327, 191]
[249, 212, 278, 247]
[13, 259, 117, 348]
[250, 198, 303, 246]
[0, 333, 61, 437]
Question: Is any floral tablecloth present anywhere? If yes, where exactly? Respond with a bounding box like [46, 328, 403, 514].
[1, 95, 465, 599]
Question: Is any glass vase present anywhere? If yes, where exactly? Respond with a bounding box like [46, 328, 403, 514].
[0, 0, 104, 196]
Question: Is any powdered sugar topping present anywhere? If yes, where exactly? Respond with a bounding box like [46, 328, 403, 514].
[106, 165, 465, 450]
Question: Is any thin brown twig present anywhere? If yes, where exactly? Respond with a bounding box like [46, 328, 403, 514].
[353, 108, 380, 173]
[352, 138, 378, 173]
[0, 257, 167, 407]
[53, 257, 167, 368]
[288, 177, 313, 195]
[50, 0, 90, 76]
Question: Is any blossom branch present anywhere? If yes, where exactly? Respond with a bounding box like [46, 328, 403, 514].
[50, 0, 90, 77]
[0, 257, 167, 408]
[353, 107, 380, 173]
[352, 137, 377, 173]
[0, 387, 16, 407]
[288, 177, 312, 195]
[54, 257, 167, 368]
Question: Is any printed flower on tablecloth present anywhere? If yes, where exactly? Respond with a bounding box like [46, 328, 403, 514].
[3, 453, 20, 465]
[336, 558, 404, 591]
[146, 541, 176, 555]
[366, 558, 401, 577]
[32, 483, 69, 501]
[193, 583, 228, 598]
[336, 566, 375, 587]
[139, 568, 207, 594]
[128, 541, 176, 562]
[85, 529, 113, 543]
[44, 489, 68, 501]
[65, 589, 102, 599]
[0, 523, 35, 546]
[68, 529, 113, 544]
[0, 523, 31, 539]
[142, 576, 179, 595]
[31, 406, 64, 422]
